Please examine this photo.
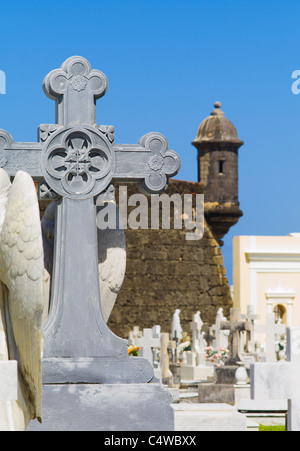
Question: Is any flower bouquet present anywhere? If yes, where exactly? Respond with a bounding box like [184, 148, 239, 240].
[205, 346, 229, 367]
[128, 345, 141, 357]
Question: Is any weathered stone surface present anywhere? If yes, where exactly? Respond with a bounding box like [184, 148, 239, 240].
[198, 384, 235, 405]
[28, 384, 174, 431]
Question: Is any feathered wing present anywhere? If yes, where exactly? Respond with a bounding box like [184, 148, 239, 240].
[0, 171, 44, 423]
[97, 212, 126, 323]
[0, 169, 11, 361]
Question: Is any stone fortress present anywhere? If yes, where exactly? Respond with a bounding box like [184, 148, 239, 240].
[107, 102, 245, 338]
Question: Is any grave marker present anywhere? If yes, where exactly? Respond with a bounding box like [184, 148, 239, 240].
[251, 327, 300, 431]
[4, 55, 181, 431]
[255, 313, 286, 362]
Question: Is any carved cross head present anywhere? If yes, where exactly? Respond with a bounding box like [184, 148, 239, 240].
[43, 56, 108, 126]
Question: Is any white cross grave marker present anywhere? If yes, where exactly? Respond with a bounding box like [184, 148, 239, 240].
[136, 328, 160, 365]
[255, 312, 286, 362]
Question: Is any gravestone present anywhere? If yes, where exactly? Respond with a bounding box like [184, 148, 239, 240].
[152, 325, 162, 378]
[181, 312, 214, 381]
[255, 313, 286, 362]
[128, 326, 142, 346]
[199, 308, 251, 405]
[136, 328, 160, 366]
[251, 327, 300, 431]
[170, 309, 182, 385]
[221, 308, 250, 367]
[0, 56, 181, 431]
[241, 305, 259, 356]
[160, 333, 174, 386]
[204, 327, 215, 348]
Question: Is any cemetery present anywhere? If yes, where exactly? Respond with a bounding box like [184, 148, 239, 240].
[0, 53, 298, 433]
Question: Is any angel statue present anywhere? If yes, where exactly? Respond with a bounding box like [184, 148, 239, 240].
[171, 309, 183, 342]
[0, 169, 46, 431]
[0, 170, 127, 431]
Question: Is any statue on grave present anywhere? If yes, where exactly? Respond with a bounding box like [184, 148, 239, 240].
[0, 169, 46, 430]
[171, 309, 183, 342]
[42, 184, 126, 323]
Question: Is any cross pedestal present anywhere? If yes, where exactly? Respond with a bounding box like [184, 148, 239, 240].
[0, 56, 180, 431]
[251, 327, 300, 431]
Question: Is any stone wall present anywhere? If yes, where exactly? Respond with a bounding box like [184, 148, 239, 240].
[108, 179, 233, 339]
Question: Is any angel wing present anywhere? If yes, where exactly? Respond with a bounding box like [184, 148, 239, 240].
[0, 170, 11, 362]
[0, 170, 44, 425]
[97, 214, 126, 323]
[42, 194, 126, 324]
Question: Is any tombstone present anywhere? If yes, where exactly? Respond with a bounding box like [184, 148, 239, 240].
[127, 331, 135, 347]
[204, 327, 215, 348]
[160, 333, 174, 386]
[255, 313, 286, 363]
[241, 305, 259, 355]
[152, 325, 161, 370]
[128, 326, 143, 346]
[170, 310, 182, 385]
[180, 313, 214, 382]
[251, 327, 300, 431]
[221, 308, 251, 367]
[136, 328, 160, 367]
[0, 56, 180, 431]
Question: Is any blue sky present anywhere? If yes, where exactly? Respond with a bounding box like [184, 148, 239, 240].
[0, 0, 300, 284]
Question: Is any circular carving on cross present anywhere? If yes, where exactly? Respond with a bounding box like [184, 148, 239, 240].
[139, 132, 182, 194]
[42, 126, 115, 199]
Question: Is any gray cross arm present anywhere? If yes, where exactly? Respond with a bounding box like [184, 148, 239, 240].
[221, 320, 248, 332]
[0, 130, 42, 178]
[113, 132, 181, 194]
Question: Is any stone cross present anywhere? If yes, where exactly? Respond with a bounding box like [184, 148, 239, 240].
[251, 327, 300, 431]
[167, 336, 177, 364]
[242, 305, 259, 354]
[0, 56, 181, 383]
[128, 326, 143, 346]
[160, 333, 173, 381]
[152, 325, 161, 367]
[221, 308, 251, 366]
[136, 329, 161, 365]
[255, 313, 286, 362]
[204, 327, 215, 347]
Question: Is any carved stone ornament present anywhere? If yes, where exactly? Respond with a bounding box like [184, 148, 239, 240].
[42, 125, 115, 200]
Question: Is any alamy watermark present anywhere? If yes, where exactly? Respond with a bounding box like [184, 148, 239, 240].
[96, 186, 204, 241]
[0, 71, 6, 95]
